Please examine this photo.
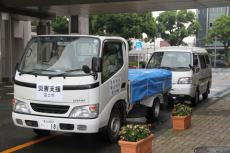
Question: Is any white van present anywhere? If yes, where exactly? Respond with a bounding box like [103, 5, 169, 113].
[146, 46, 212, 106]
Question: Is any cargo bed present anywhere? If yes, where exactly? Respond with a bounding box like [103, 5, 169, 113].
[128, 69, 172, 104]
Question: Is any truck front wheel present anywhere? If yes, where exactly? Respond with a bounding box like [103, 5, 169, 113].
[33, 129, 50, 136]
[107, 106, 121, 143]
[146, 98, 160, 121]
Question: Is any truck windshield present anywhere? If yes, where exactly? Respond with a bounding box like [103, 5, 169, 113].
[19, 36, 100, 75]
[147, 51, 191, 71]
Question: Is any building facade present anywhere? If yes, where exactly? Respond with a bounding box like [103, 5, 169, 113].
[196, 7, 230, 63]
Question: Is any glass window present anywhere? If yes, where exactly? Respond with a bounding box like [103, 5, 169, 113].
[204, 54, 210, 65]
[19, 36, 100, 76]
[193, 54, 199, 67]
[199, 55, 206, 69]
[147, 51, 191, 71]
[102, 41, 124, 82]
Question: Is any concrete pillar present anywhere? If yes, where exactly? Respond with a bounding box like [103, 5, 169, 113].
[37, 20, 51, 35]
[69, 15, 89, 34]
[0, 13, 31, 82]
[0, 19, 2, 82]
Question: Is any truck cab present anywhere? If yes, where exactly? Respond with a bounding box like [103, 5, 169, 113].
[12, 35, 128, 142]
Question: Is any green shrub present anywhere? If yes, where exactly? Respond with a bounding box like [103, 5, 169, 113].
[119, 124, 151, 142]
[172, 103, 192, 116]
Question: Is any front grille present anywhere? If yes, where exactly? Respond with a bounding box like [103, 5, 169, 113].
[31, 103, 69, 114]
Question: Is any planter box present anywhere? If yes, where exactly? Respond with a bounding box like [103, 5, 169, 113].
[172, 115, 191, 130]
[118, 134, 154, 153]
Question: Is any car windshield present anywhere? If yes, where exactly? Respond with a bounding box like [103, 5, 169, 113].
[147, 51, 191, 71]
[19, 36, 100, 75]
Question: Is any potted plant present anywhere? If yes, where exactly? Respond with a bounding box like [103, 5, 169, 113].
[118, 124, 154, 153]
[172, 103, 192, 130]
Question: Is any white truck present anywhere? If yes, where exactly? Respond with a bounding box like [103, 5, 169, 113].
[12, 35, 171, 142]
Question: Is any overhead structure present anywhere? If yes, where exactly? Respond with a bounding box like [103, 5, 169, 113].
[0, 0, 230, 18]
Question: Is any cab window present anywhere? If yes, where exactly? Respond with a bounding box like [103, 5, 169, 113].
[102, 41, 124, 82]
[199, 55, 207, 69]
[204, 54, 210, 65]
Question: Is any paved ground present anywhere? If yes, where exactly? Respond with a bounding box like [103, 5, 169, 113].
[153, 68, 230, 153]
[0, 68, 230, 153]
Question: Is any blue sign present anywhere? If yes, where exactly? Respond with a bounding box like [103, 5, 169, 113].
[135, 40, 142, 50]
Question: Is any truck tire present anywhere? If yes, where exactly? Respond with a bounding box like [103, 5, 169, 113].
[107, 106, 121, 143]
[146, 98, 160, 121]
[33, 129, 50, 136]
[202, 83, 210, 100]
[191, 89, 199, 106]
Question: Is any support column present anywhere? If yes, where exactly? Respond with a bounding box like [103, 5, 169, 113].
[0, 14, 32, 82]
[0, 18, 2, 82]
[37, 20, 51, 35]
[69, 15, 89, 35]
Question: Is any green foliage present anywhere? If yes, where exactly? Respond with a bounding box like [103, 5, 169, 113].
[31, 20, 38, 27]
[89, 12, 157, 40]
[206, 15, 230, 63]
[128, 61, 146, 68]
[156, 10, 199, 46]
[129, 61, 138, 67]
[172, 103, 192, 116]
[119, 124, 151, 142]
[51, 16, 68, 34]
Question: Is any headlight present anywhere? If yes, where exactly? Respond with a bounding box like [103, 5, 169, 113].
[13, 99, 31, 114]
[69, 104, 99, 119]
[178, 77, 192, 84]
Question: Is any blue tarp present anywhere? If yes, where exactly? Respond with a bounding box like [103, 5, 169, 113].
[128, 69, 172, 104]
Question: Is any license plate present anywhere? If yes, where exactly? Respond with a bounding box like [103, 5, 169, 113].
[39, 119, 58, 130]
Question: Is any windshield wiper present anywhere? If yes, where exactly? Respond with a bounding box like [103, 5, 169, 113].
[65, 69, 82, 73]
[151, 66, 173, 70]
[173, 67, 190, 70]
[48, 69, 83, 79]
[32, 69, 56, 72]
[19, 69, 56, 77]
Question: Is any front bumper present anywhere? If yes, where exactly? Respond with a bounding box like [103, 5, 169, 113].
[12, 112, 100, 133]
[169, 84, 195, 100]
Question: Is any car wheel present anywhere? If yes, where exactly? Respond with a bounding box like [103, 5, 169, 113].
[33, 129, 50, 136]
[146, 98, 160, 121]
[191, 89, 199, 106]
[107, 106, 121, 143]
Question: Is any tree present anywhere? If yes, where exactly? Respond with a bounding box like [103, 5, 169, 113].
[89, 12, 157, 40]
[156, 10, 199, 46]
[206, 15, 230, 64]
[51, 16, 68, 34]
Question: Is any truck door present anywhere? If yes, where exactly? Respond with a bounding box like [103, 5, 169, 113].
[99, 40, 127, 113]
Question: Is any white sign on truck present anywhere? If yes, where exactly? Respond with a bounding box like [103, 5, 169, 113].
[12, 35, 171, 142]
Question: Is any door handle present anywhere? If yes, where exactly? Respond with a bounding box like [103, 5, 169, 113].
[121, 82, 126, 89]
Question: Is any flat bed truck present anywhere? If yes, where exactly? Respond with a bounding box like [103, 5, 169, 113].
[12, 35, 171, 142]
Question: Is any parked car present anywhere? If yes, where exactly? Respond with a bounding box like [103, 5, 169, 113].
[211, 59, 229, 68]
[146, 46, 212, 106]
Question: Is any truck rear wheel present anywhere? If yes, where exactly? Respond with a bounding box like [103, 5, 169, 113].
[107, 106, 121, 143]
[191, 89, 199, 106]
[202, 83, 210, 100]
[33, 129, 50, 136]
[146, 98, 160, 121]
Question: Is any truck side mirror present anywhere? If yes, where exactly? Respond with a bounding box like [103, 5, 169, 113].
[195, 67, 200, 73]
[92, 57, 102, 72]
